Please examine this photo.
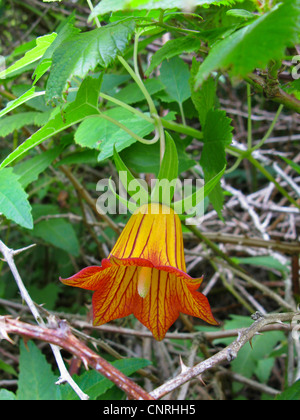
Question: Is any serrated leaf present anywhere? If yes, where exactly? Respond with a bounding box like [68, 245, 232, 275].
[33, 218, 80, 256]
[0, 112, 42, 137]
[16, 341, 61, 400]
[190, 58, 217, 127]
[45, 20, 135, 104]
[0, 168, 33, 229]
[200, 109, 233, 216]
[195, 0, 300, 87]
[0, 33, 57, 79]
[91, 0, 244, 16]
[33, 16, 80, 84]
[0, 76, 102, 169]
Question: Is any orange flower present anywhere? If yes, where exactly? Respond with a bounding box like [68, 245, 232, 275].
[60, 203, 217, 340]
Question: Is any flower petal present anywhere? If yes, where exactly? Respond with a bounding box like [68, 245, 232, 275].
[92, 266, 138, 325]
[134, 269, 180, 341]
[109, 203, 186, 271]
[59, 261, 111, 291]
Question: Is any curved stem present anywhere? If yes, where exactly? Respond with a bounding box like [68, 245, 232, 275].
[118, 55, 157, 117]
[99, 113, 159, 145]
[251, 104, 283, 152]
[99, 92, 153, 123]
[225, 156, 243, 174]
[86, 0, 101, 28]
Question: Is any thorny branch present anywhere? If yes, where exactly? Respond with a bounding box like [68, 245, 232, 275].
[149, 312, 300, 400]
[0, 312, 298, 400]
[0, 239, 89, 401]
[0, 316, 153, 401]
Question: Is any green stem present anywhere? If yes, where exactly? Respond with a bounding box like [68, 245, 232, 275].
[247, 84, 252, 150]
[86, 0, 101, 28]
[99, 92, 153, 123]
[161, 118, 203, 140]
[118, 55, 157, 117]
[99, 113, 159, 145]
[250, 104, 283, 152]
[178, 102, 186, 126]
[133, 31, 142, 81]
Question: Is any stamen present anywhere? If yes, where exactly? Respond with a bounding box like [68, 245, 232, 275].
[137, 266, 152, 298]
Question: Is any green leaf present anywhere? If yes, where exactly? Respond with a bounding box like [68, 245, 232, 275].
[60, 358, 151, 400]
[119, 133, 195, 176]
[45, 20, 135, 104]
[16, 340, 61, 400]
[0, 359, 17, 377]
[91, 0, 243, 16]
[113, 146, 150, 202]
[173, 165, 226, 215]
[190, 58, 216, 127]
[33, 16, 80, 84]
[226, 8, 256, 20]
[234, 256, 289, 274]
[29, 283, 59, 310]
[275, 380, 300, 401]
[0, 33, 57, 79]
[195, 0, 300, 87]
[160, 56, 191, 105]
[75, 107, 154, 161]
[200, 109, 233, 216]
[0, 112, 42, 137]
[146, 36, 201, 76]
[151, 132, 178, 204]
[281, 156, 300, 175]
[215, 315, 285, 390]
[0, 76, 102, 169]
[0, 168, 33, 229]
[114, 78, 164, 105]
[33, 218, 80, 256]
[0, 87, 41, 119]
[13, 146, 64, 188]
[0, 389, 16, 400]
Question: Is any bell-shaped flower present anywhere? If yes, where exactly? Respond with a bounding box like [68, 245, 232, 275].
[60, 203, 217, 340]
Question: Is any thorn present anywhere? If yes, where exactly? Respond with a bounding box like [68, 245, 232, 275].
[179, 356, 189, 374]
[197, 375, 206, 387]
[0, 329, 15, 345]
[82, 357, 89, 371]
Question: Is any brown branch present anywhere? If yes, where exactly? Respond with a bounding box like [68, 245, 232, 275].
[246, 72, 300, 114]
[185, 232, 300, 255]
[0, 316, 154, 400]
